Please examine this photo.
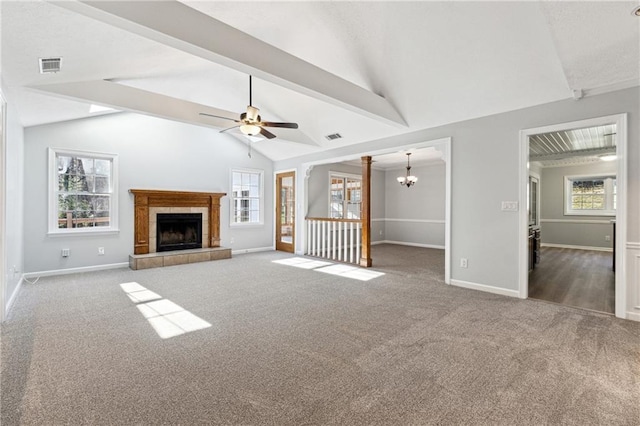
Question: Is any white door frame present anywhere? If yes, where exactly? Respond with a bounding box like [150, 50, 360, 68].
[518, 114, 627, 319]
[0, 92, 6, 322]
[298, 137, 452, 284]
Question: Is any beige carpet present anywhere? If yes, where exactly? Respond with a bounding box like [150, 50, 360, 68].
[2, 244, 639, 425]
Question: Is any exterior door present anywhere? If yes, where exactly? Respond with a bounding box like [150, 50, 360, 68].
[276, 171, 295, 252]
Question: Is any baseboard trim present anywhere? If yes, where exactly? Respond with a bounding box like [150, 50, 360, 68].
[376, 218, 446, 224]
[540, 219, 612, 225]
[23, 262, 129, 279]
[231, 246, 274, 255]
[5, 276, 24, 317]
[626, 311, 640, 322]
[373, 240, 445, 250]
[541, 243, 612, 252]
[450, 279, 520, 298]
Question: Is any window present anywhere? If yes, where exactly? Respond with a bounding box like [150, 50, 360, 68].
[49, 148, 118, 234]
[329, 173, 361, 219]
[231, 169, 263, 225]
[564, 174, 616, 216]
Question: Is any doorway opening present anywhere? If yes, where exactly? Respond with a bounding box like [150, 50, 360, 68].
[519, 114, 627, 318]
[298, 137, 451, 283]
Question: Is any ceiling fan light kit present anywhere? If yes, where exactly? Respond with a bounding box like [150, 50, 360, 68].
[397, 153, 418, 188]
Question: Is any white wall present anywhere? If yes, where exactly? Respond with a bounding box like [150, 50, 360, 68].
[540, 161, 617, 249]
[23, 113, 274, 273]
[2, 83, 25, 317]
[383, 162, 445, 247]
[275, 87, 639, 307]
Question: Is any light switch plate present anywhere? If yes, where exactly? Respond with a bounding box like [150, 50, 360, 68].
[501, 201, 518, 212]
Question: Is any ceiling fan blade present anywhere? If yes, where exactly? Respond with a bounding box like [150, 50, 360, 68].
[261, 121, 298, 129]
[259, 127, 277, 139]
[220, 125, 240, 133]
[200, 112, 239, 122]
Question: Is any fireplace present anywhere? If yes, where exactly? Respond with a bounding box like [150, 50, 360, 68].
[156, 213, 202, 252]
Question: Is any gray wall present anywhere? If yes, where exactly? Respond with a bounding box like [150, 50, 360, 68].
[540, 161, 617, 249]
[383, 162, 445, 247]
[276, 87, 639, 295]
[23, 113, 274, 273]
[3, 83, 25, 313]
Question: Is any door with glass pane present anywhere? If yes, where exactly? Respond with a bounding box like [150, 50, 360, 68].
[276, 171, 295, 252]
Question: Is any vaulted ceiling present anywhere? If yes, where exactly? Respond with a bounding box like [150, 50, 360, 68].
[2, 1, 638, 162]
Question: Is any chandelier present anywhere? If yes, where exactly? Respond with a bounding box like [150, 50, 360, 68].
[397, 153, 418, 188]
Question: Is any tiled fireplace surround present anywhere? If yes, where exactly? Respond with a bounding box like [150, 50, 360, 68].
[128, 189, 231, 270]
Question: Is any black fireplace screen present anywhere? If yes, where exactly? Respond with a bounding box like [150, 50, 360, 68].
[156, 213, 203, 252]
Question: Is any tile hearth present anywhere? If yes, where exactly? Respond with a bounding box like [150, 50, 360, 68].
[129, 247, 231, 270]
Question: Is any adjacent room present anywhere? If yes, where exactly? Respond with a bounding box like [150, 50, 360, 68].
[527, 124, 618, 314]
[2, 1, 639, 424]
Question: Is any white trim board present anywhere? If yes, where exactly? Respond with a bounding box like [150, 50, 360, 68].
[23, 262, 129, 279]
[627, 311, 640, 322]
[232, 246, 274, 255]
[541, 243, 612, 252]
[372, 240, 444, 250]
[540, 219, 614, 225]
[5, 276, 23, 319]
[373, 218, 445, 224]
[450, 279, 520, 298]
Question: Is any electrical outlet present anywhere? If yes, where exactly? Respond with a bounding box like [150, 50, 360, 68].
[98, 247, 105, 255]
[230, 237, 235, 244]
[61, 248, 70, 258]
[605, 235, 611, 242]
[460, 258, 468, 268]
[379, 230, 383, 235]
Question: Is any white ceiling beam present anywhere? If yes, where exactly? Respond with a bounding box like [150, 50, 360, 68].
[29, 80, 319, 146]
[50, 0, 407, 127]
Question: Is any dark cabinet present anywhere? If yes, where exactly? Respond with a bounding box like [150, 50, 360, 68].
[528, 227, 540, 272]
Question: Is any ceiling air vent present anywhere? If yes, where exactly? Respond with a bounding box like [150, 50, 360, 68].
[325, 133, 342, 141]
[39, 57, 62, 74]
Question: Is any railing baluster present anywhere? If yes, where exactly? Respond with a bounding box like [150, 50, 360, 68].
[307, 220, 311, 255]
[305, 218, 367, 266]
[332, 221, 336, 259]
[356, 222, 361, 263]
[337, 222, 342, 261]
[313, 220, 317, 256]
[348, 222, 353, 263]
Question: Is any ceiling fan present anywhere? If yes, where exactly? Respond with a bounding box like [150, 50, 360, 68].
[199, 75, 298, 139]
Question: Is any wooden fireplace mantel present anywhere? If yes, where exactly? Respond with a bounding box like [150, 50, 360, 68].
[130, 189, 226, 255]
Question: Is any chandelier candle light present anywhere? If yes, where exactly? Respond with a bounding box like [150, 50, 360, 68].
[397, 153, 418, 188]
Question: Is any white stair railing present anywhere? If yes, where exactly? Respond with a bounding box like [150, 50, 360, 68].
[306, 217, 362, 265]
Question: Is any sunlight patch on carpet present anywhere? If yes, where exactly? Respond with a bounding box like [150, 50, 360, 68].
[272, 257, 332, 269]
[315, 264, 385, 281]
[120, 282, 211, 339]
[273, 257, 385, 281]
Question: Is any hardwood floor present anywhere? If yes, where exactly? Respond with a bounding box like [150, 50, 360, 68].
[528, 246, 615, 314]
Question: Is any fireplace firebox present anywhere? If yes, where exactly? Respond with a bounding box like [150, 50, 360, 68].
[156, 213, 202, 252]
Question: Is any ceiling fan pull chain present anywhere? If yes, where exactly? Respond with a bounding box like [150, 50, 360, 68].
[248, 139, 252, 158]
[249, 75, 252, 107]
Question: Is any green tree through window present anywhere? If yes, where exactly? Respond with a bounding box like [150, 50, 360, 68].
[54, 151, 115, 230]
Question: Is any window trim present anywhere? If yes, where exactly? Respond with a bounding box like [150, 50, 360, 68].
[230, 168, 264, 227]
[564, 173, 616, 217]
[48, 147, 119, 235]
[328, 171, 362, 219]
